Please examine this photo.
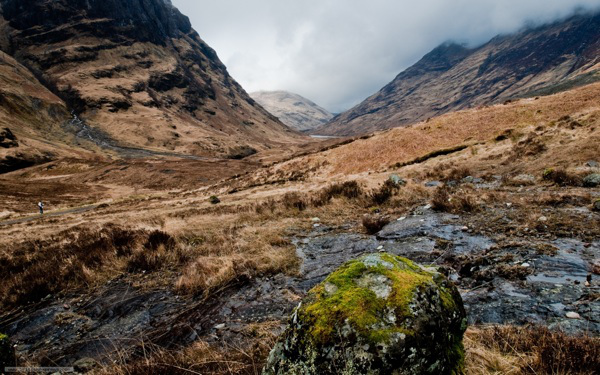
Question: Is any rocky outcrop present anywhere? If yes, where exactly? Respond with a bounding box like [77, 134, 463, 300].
[250, 91, 334, 133]
[319, 12, 600, 136]
[0, 128, 17, 148]
[263, 253, 466, 375]
[0, 0, 302, 157]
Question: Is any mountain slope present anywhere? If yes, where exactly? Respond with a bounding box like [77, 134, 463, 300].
[319, 12, 600, 136]
[250, 91, 334, 132]
[0, 0, 303, 158]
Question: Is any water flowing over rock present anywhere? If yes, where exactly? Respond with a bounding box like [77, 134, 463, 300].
[263, 253, 466, 375]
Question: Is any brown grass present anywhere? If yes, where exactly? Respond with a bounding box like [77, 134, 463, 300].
[542, 168, 583, 186]
[465, 326, 600, 375]
[431, 186, 479, 213]
[362, 214, 391, 235]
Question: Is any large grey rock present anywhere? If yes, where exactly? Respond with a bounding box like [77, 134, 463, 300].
[263, 253, 467, 375]
[583, 174, 600, 187]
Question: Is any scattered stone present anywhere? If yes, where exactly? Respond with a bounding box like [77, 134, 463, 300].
[461, 226, 469, 231]
[376, 245, 384, 251]
[565, 312, 581, 320]
[73, 357, 99, 373]
[593, 200, 600, 212]
[512, 174, 536, 185]
[313, 223, 321, 228]
[583, 173, 600, 187]
[521, 263, 531, 268]
[311, 217, 321, 222]
[586, 160, 599, 168]
[263, 253, 467, 375]
[425, 180, 442, 187]
[462, 176, 474, 183]
[584, 281, 591, 287]
[63, 304, 70, 310]
[214, 323, 226, 330]
[538, 216, 548, 222]
[397, 216, 406, 221]
[389, 174, 406, 186]
[506, 203, 512, 208]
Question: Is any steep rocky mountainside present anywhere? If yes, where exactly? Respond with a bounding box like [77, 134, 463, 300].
[250, 91, 334, 133]
[0, 0, 302, 158]
[320, 12, 600, 136]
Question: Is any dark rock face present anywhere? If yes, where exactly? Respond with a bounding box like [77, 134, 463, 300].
[320, 12, 600, 136]
[263, 253, 466, 375]
[0, 127, 18, 148]
[0, 0, 191, 47]
[0, 333, 14, 368]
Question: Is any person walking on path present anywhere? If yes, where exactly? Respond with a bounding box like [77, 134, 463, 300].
[38, 201, 44, 215]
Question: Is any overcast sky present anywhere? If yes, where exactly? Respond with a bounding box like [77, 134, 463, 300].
[172, 0, 600, 113]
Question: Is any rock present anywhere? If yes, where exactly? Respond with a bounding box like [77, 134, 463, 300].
[593, 200, 600, 212]
[462, 176, 474, 183]
[511, 174, 536, 185]
[425, 180, 442, 187]
[0, 333, 14, 368]
[214, 323, 226, 330]
[397, 216, 406, 221]
[263, 253, 467, 375]
[311, 217, 321, 222]
[0, 128, 18, 148]
[538, 216, 548, 222]
[583, 174, 600, 187]
[521, 263, 531, 268]
[389, 174, 406, 186]
[565, 312, 581, 319]
[73, 357, 99, 373]
[586, 160, 599, 168]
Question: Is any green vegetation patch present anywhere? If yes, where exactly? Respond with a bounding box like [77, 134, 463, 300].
[301, 253, 440, 345]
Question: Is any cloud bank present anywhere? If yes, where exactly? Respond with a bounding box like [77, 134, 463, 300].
[172, 0, 600, 112]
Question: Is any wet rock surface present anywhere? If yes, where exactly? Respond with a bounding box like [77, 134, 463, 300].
[2, 205, 599, 365]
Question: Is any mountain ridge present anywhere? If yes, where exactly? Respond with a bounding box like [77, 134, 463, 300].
[318, 12, 600, 136]
[0, 0, 303, 159]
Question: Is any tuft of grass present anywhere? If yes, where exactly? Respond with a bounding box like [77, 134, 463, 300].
[362, 214, 391, 234]
[542, 168, 583, 186]
[465, 325, 600, 375]
[431, 186, 478, 213]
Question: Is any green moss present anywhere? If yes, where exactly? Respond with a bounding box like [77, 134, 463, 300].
[301, 253, 438, 345]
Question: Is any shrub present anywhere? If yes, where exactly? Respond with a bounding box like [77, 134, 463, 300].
[282, 192, 307, 211]
[313, 181, 364, 206]
[369, 179, 399, 205]
[431, 186, 478, 213]
[542, 168, 582, 186]
[362, 215, 390, 234]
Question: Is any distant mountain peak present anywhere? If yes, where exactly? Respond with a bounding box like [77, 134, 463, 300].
[251, 91, 333, 133]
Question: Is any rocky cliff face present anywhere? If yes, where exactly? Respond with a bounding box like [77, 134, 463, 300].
[250, 91, 334, 133]
[0, 0, 301, 157]
[319, 12, 600, 136]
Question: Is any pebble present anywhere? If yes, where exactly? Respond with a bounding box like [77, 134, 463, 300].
[63, 304, 70, 310]
[565, 312, 581, 319]
[521, 263, 530, 268]
[397, 217, 406, 221]
[584, 281, 591, 287]
[506, 203, 512, 208]
[214, 323, 226, 330]
[313, 223, 321, 228]
[538, 216, 548, 222]
[311, 217, 321, 222]
[377, 245, 384, 250]
[461, 226, 469, 231]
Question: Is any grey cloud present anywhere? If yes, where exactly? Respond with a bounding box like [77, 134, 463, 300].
[172, 0, 600, 112]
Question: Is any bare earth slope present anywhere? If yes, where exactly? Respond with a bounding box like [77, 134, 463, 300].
[250, 91, 334, 132]
[320, 12, 600, 136]
[0, 0, 304, 158]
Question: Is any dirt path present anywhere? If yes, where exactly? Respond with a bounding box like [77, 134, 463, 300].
[0, 204, 99, 226]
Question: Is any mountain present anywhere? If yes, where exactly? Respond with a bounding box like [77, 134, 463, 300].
[250, 91, 334, 132]
[0, 0, 302, 159]
[319, 12, 600, 136]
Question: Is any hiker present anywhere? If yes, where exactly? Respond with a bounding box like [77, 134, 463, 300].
[38, 201, 44, 215]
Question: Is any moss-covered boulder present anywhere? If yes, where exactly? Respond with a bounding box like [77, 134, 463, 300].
[583, 173, 600, 187]
[0, 333, 14, 369]
[263, 253, 467, 375]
